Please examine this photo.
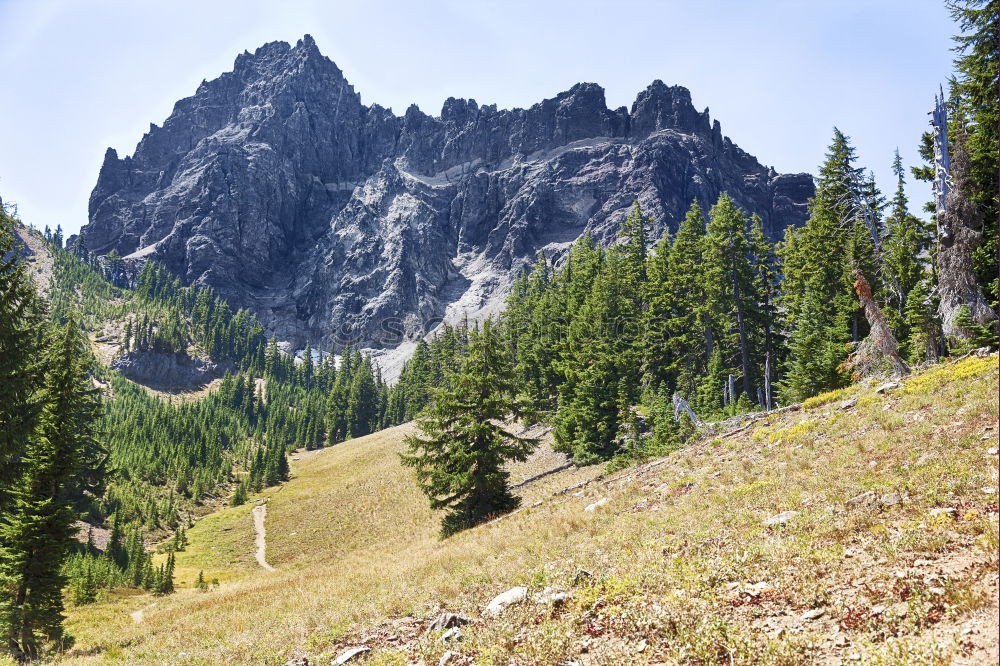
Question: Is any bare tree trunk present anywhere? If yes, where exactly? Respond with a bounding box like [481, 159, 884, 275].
[845, 271, 909, 377]
[932, 86, 951, 216]
[764, 353, 773, 411]
[933, 106, 996, 337]
[672, 392, 704, 426]
[732, 271, 752, 397]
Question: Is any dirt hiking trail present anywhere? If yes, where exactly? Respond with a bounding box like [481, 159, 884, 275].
[252, 502, 275, 571]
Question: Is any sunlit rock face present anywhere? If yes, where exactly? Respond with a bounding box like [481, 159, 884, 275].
[81, 35, 813, 372]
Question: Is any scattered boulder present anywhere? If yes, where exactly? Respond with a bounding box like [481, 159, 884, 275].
[875, 381, 901, 394]
[428, 612, 470, 632]
[840, 398, 858, 410]
[801, 608, 825, 621]
[846, 491, 876, 506]
[533, 587, 572, 604]
[439, 650, 459, 666]
[728, 581, 773, 599]
[879, 493, 904, 507]
[584, 498, 608, 512]
[929, 507, 956, 517]
[438, 627, 463, 643]
[484, 586, 528, 616]
[332, 646, 369, 665]
[764, 510, 799, 526]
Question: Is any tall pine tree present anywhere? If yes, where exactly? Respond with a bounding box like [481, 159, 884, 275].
[401, 319, 536, 536]
[0, 321, 101, 661]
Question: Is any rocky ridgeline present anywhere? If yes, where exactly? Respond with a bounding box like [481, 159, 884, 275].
[80, 35, 814, 366]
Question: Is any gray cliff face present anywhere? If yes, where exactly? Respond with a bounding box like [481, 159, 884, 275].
[110, 351, 233, 389]
[82, 35, 814, 367]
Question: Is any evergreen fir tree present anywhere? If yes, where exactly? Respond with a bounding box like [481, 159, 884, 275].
[401, 319, 537, 536]
[554, 249, 639, 464]
[883, 150, 927, 339]
[346, 357, 379, 439]
[904, 273, 943, 363]
[662, 201, 709, 401]
[950, 305, 998, 352]
[0, 321, 101, 661]
[702, 194, 757, 405]
[748, 214, 781, 406]
[946, 0, 998, 303]
[778, 129, 866, 395]
[230, 481, 248, 507]
[0, 211, 44, 513]
[779, 275, 849, 402]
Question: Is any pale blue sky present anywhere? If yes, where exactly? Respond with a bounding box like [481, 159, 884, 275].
[0, 0, 953, 236]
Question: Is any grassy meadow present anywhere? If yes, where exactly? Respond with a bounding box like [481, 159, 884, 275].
[43, 355, 999, 665]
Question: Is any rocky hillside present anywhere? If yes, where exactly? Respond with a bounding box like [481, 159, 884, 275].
[79, 35, 813, 363]
[58, 354, 998, 664]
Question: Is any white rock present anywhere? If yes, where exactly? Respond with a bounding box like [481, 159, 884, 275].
[929, 507, 955, 517]
[875, 382, 901, 394]
[584, 497, 608, 512]
[428, 612, 470, 631]
[846, 491, 876, 505]
[801, 608, 825, 621]
[745, 581, 772, 597]
[484, 586, 528, 616]
[332, 646, 370, 665]
[764, 510, 799, 526]
[533, 587, 572, 604]
[438, 650, 458, 666]
[439, 627, 462, 643]
[880, 493, 904, 506]
[989, 447, 999, 456]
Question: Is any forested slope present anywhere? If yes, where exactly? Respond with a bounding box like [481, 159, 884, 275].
[7, 219, 399, 609]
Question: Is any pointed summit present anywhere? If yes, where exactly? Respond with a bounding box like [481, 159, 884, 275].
[630, 80, 710, 138]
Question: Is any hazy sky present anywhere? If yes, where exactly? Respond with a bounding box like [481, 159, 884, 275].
[0, 0, 954, 236]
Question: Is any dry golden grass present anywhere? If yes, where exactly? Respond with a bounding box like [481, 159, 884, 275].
[54, 356, 999, 665]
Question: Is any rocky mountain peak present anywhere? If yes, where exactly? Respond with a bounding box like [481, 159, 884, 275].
[630, 79, 710, 138]
[80, 36, 814, 375]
